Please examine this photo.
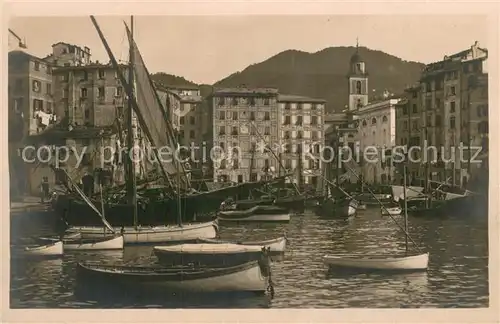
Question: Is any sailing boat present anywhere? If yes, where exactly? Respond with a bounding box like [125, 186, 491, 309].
[323, 164, 429, 271]
[66, 16, 217, 244]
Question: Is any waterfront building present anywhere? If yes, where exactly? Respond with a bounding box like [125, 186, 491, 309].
[277, 94, 326, 190]
[211, 87, 280, 183]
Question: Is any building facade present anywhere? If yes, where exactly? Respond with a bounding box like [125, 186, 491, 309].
[277, 95, 326, 190]
[211, 88, 280, 183]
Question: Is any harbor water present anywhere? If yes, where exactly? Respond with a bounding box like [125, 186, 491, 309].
[10, 208, 488, 308]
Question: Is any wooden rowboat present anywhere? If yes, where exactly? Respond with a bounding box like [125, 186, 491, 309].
[153, 243, 265, 266]
[323, 253, 429, 271]
[381, 206, 402, 216]
[66, 221, 218, 244]
[197, 236, 287, 253]
[218, 206, 290, 223]
[23, 241, 63, 257]
[76, 260, 271, 293]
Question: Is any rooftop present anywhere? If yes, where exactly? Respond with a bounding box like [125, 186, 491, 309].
[213, 87, 279, 96]
[51, 42, 91, 53]
[277, 94, 326, 103]
[8, 50, 47, 63]
[52, 63, 128, 72]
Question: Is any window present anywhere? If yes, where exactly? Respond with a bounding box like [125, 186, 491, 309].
[403, 105, 408, 115]
[403, 121, 408, 130]
[284, 131, 290, 139]
[435, 115, 442, 127]
[382, 116, 388, 123]
[218, 97, 225, 106]
[250, 111, 255, 121]
[284, 143, 291, 153]
[61, 73, 68, 82]
[219, 111, 225, 120]
[311, 103, 317, 110]
[116, 86, 123, 97]
[427, 115, 432, 127]
[250, 173, 258, 182]
[478, 121, 489, 134]
[237, 175, 243, 183]
[371, 117, 377, 125]
[219, 142, 225, 150]
[450, 101, 456, 113]
[356, 81, 362, 94]
[285, 103, 291, 110]
[180, 117, 185, 125]
[98, 87, 105, 98]
[82, 71, 88, 81]
[98, 69, 105, 79]
[219, 126, 225, 135]
[190, 116, 195, 125]
[32, 80, 41, 93]
[297, 103, 303, 110]
[312, 131, 318, 140]
[231, 126, 238, 136]
[231, 98, 238, 106]
[450, 86, 456, 96]
[264, 98, 270, 106]
[412, 91, 418, 98]
[284, 115, 291, 125]
[81, 88, 88, 98]
[46, 83, 52, 95]
[220, 160, 226, 169]
[264, 112, 270, 121]
[248, 97, 255, 106]
[34, 61, 40, 71]
[425, 99, 432, 110]
[190, 130, 195, 139]
[450, 116, 456, 129]
[362, 120, 367, 127]
[232, 111, 238, 120]
[296, 131, 303, 139]
[264, 126, 270, 135]
[412, 104, 417, 113]
[84, 109, 90, 119]
[250, 127, 256, 135]
[284, 159, 292, 169]
[311, 116, 318, 125]
[412, 121, 418, 130]
[46, 102, 52, 114]
[296, 116, 303, 126]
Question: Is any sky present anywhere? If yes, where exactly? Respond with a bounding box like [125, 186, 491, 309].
[8, 15, 488, 85]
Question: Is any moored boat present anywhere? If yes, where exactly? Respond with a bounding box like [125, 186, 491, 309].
[323, 252, 429, 271]
[381, 206, 402, 216]
[76, 259, 272, 293]
[218, 206, 290, 223]
[66, 221, 218, 244]
[39, 235, 124, 250]
[153, 243, 265, 266]
[23, 241, 63, 257]
[317, 197, 358, 219]
[197, 236, 287, 253]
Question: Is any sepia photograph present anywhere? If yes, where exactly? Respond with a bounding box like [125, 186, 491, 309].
[4, 8, 495, 318]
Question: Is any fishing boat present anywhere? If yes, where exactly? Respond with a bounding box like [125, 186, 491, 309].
[381, 206, 402, 216]
[197, 236, 287, 253]
[324, 164, 429, 272]
[76, 259, 272, 293]
[67, 221, 218, 244]
[218, 205, 290, 223]
[317, 197, 358, 219]
[153, 243, 266, 266]
[23, 241, 63, 257]
[323, 253, 429, 271]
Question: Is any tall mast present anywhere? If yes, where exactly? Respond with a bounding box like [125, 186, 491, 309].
[403, 164, 409, 255]
[126, 16, 138, 229]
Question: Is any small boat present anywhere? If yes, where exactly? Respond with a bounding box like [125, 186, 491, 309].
[153, 243, 265, 266]
[66, 221, 218, 244]
[218, 206, 290, 223]
[23, 241, 63, 257]
[76, 259, 272, 293]
[317, 197, 358, 219]
[39, 235, 124, 250]
[197, 236, 287, 253]
[381, 206, 402, 216]
[323, 253, 429, 271]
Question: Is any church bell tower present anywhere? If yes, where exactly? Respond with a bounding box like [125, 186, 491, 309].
[347, 40, 369, 111]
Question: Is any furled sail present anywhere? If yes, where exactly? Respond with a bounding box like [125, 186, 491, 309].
[124, 24, 190, 190]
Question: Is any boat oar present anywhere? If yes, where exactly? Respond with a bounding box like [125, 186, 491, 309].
[342, 163, 424, 254]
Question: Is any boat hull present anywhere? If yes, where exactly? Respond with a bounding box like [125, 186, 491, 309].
[64, 235, 124, 250]
[218, 214, 290, 223]
[67, 221, 218, 244]
[197, 236, 287, 253]
[323, 253, 429, 271]
[24, 241, 63, 257]
[76, 261, 269, 293]
[381, 207, 402, 216]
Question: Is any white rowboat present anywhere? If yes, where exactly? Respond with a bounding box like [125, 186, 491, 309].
[381, 206, 402, 216]
[66, 221, 218, 244]
[64, 235, 123, 250]
[197, 236, 287, 253]
[24, 241, 63, 257]
[323, 252, 429, 271]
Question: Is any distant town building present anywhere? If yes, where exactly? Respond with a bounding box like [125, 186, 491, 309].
[45, 42, 91, 67]
[211, 87, 280, 183]
[277, 94, 326, 190]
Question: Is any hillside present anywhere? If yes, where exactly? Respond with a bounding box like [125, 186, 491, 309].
[214, 46, 425, 112]
[150, 72, 198, 88]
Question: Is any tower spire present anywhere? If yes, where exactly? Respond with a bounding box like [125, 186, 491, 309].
[356, 37, 359, 51]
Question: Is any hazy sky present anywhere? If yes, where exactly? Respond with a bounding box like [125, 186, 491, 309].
[9, 15, 488, 84]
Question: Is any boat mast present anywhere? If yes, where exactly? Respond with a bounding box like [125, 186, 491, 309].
[403, 164, 409, 255]
[126, 16, 138, 229]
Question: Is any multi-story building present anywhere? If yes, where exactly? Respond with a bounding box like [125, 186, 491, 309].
[45, 42, 91, 67]
[357, 98, 399, 184]
[211, 88, 279, 183]
[395, 41, 488, 187]
[277, 94, 326, 189]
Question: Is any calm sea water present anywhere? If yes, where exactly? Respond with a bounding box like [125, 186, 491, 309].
[10, 208, 489, 308]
